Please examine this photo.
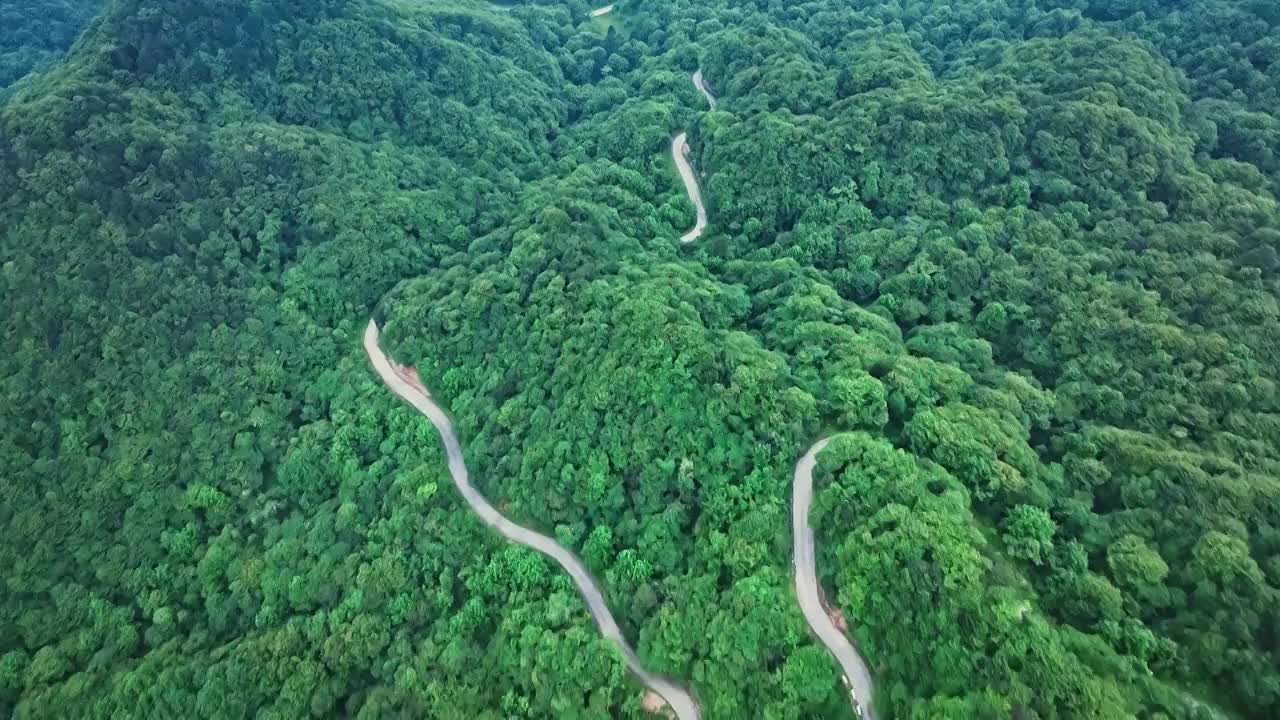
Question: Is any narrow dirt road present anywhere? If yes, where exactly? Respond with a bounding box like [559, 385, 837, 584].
[692, 69, 717, 110]
[364, 320, 700, 720]
[672, 132, 707, 243]
[793, 438, 877, 720]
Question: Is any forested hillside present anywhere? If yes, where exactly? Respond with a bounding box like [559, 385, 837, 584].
[2, 0, 1279, 718]
[0, 0, 101, 95]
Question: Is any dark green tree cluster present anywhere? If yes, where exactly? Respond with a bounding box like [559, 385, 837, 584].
[0, 0, 101, 95]
[4, 0, 1279, 718]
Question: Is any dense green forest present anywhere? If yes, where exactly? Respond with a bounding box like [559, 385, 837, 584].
[2, 0, 1279, 718]
[0, 0, 101, 96]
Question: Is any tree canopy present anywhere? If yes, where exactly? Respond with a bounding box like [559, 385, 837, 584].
[3, 0, 1279, 718]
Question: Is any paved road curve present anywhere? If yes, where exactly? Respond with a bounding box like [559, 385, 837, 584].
[692, 69, 717, 110]
[673, 71, 715, 242]
[364, 320, 700, 720]
[793, 438, 877, 720]
[671, 132, 707, 243]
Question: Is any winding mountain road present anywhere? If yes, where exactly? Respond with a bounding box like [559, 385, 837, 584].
[673, 71, 713, 242]
[364, 320, 700, 720]
[363, 65, 876, 720]
[794, 438, 877, 719]
[671, 76, 878, 712]
[671, 132, 707, 243]
[692, 69, 717, 110]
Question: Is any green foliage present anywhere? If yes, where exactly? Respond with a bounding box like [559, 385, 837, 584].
[1107, 534, 1170, 604]
[829, 371, 888, 431]
[1001, 505, 1056, 566]
[0, 0, 100, 93]
[3, 0, 1280, 718]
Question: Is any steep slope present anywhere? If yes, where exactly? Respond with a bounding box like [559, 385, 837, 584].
[0, 1, 641, 717]
[4, 0, 1280, 718]
[0, 0, 102, 95]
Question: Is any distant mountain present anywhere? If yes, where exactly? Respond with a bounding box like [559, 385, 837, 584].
[0, 0, 102, 93]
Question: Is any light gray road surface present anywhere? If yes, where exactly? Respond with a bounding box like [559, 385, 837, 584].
[793, 437, 877, 720]
[692, 69, 717, 109]
[364, 320, 699, 720]
[671, 132, 707, 243]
